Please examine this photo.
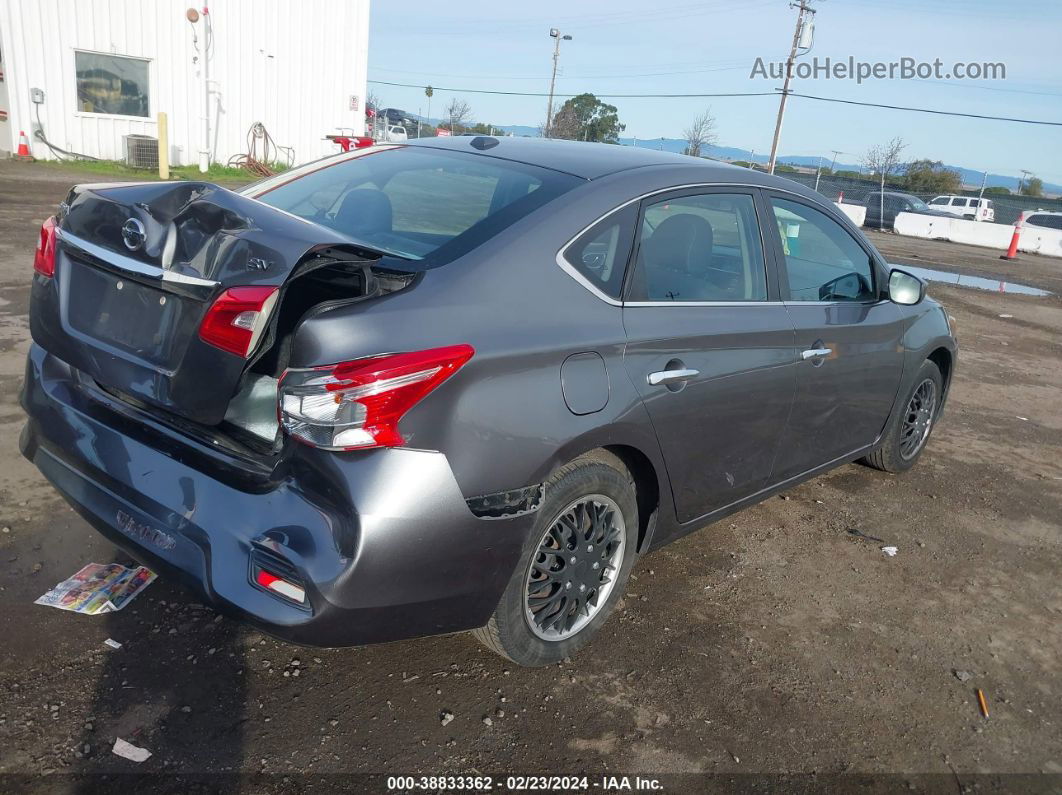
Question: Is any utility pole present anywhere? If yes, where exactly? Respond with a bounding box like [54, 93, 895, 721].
[748, 148, 756, 170]
[829, 149, 843, 172]
[544, 28, 572, 137]
[1018, 169, 1032, 195]
[814, 155, 823, 192]
[767, 0, 815, 175]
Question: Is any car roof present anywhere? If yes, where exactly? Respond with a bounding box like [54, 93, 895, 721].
[404, 135, 774, 182]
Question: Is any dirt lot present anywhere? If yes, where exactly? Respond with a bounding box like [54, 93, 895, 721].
[0, 160, 1060, 791]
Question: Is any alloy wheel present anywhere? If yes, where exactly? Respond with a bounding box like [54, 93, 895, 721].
[900, 378, 938, 460]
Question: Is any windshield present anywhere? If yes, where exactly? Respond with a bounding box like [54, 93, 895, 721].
[909, 198, 930, 211]
[248, 146, 581, 267]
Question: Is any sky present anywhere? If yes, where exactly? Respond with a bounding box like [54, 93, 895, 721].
[367, 0, 1062, 183]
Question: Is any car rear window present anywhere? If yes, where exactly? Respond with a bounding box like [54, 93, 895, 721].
[249, 146, 581, 268]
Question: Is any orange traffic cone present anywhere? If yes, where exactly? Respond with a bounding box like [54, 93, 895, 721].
[15, 129, 34, 161]
[1000, 223, 1021, 261]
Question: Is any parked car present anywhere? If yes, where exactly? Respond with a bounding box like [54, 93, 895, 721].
[928, 195, 995, 222]
[21, 138, 956, 666]
[864, 191, 953, 230]
[1019, 210, 1062, 230]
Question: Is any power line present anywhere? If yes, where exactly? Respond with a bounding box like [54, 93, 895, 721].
[787, 92, 1062, 127]
[369, 63, 750, 82]
[368, 80, 776, 99]
[368, 80, 1062, 127]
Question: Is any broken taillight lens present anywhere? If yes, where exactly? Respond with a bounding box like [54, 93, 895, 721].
[278, 344, 475, 450]
[33, 216, 57, 278]
[198, 286, 280, 357]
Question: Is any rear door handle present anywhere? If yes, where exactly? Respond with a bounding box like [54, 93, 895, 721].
[647, 368, 699, 386]
[801, 348, 832, 360]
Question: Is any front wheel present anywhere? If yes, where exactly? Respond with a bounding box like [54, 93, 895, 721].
[862, 359, 943, 473]
[472, 452, 639, 666]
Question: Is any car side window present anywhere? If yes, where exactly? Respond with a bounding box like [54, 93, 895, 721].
[627, 193, 766, 302]
[562, 203, 638, 299]
[769, 197, 876, 303]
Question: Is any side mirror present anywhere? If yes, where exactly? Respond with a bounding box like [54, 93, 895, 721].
[888, 268, 926, 305]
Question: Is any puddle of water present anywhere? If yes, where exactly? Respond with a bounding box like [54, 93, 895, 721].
[896, 265, 1053, 297]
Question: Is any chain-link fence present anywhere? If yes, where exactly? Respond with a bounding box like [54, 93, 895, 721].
[776, 171, 1062, 227]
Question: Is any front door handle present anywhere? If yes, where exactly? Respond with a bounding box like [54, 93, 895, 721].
[647, 368, 699, 386]
[801, 348, 832, 361]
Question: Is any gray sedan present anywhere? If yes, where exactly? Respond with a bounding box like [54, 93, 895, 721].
[22, 136, 955, 666]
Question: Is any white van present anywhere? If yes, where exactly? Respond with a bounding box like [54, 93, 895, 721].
[928, 195, 995, 222]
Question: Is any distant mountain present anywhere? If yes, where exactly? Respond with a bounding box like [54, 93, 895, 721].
[613, 138, 1062, 194]
[411, 122, 1059, 194]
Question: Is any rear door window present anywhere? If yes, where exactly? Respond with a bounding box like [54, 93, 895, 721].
[628, 192, 767, 302]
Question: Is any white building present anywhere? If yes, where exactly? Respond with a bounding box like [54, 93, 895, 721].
[0, 0, 369, 167]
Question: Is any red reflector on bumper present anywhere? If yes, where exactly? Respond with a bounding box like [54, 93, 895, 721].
[255, 569, 306, 603]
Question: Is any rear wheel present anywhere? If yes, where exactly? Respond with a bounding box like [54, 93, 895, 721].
[863, 359, 943, 473]
[472, 452, 638, 666]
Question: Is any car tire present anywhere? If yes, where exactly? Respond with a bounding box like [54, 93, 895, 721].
[862, 359, 943, 473]
[472, 451, 639, 667]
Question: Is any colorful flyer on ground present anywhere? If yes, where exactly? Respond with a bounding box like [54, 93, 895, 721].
[34, 563, 156, 615]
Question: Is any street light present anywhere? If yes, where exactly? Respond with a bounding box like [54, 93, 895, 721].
[545, 28, 572, 138]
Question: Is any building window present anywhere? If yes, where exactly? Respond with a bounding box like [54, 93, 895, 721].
[75, 51, 150, 117]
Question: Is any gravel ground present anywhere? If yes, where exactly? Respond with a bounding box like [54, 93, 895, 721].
[0, 160, 1059, 792]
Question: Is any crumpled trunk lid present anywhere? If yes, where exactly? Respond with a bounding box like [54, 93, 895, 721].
[30, 181, 367, 426]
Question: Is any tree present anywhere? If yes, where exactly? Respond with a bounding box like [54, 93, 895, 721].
[682, 107, 717, 158]
[862, 137, 907, 229]
[445, 98, 473, 134]
[862, 137, 907, 184]
[983, 186, 1011, 196]
[366, 91, 381, 114]
[1022, 177, 1044, 198]
[549, 93, 625, 143]
[904, 159, 962, 194]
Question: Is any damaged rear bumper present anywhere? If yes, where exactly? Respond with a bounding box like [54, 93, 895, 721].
[20, 343, 533, 647]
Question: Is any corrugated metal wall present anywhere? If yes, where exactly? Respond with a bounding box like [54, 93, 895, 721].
[0, 0, 369, 165]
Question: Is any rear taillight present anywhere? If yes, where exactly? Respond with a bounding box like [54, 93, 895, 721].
[278, 344, 475, 450]
[33, 216, 57, 278]
[198, 286, 280, 357]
